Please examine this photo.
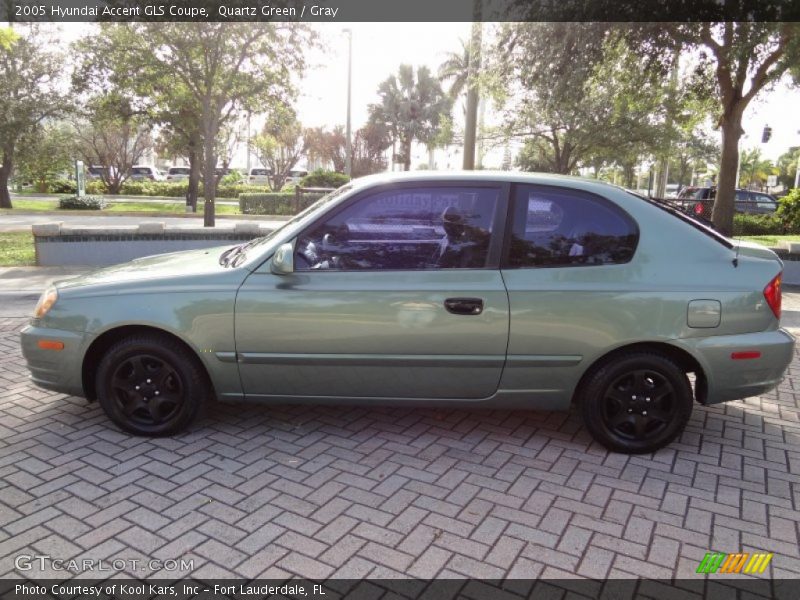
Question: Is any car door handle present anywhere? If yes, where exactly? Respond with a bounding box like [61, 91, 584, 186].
[444, 297, 484, 315]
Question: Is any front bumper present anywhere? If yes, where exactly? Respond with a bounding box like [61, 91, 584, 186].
[678, 328, 795, 404]
[20, 324, 89, 398]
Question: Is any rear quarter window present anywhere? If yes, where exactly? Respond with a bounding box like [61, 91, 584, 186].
[506, 185, 639, 268]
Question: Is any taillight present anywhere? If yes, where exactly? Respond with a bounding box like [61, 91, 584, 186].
[764, 273, 782, 319]
[693, 202, 704, 216]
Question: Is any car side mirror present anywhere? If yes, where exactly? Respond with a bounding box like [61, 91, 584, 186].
[271, 242, 295, 275]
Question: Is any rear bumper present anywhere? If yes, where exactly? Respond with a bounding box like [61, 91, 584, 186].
[20, 324, 89, 397]
[678, 328, 795, 404]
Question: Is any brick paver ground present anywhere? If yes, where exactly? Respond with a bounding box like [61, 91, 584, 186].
[1, 315, 798, 580]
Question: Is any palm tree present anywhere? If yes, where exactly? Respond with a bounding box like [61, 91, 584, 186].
[368, 65, 452, 171]
[738, 148, 778, 190]
[438, 39, 470, 104]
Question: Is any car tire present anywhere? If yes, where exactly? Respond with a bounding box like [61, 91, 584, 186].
[95, 334, 208, 436]
[578, 352, 693, 454]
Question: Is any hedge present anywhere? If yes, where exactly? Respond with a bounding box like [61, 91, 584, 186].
[239, 192, 327, 215]
[300, 169, 349, 189]
[59, 195, 107, 210]
[80, 180, 275, 198]
[732, 213, 786, 236]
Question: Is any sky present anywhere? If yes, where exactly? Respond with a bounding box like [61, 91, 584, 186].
[11, 21, 800, 170]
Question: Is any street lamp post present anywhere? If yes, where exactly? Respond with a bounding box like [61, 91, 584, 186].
[344, 29, 353, 178]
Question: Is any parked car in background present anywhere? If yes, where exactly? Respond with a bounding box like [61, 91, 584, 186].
[676, 187, 779, 219]
[285, 169, 308, 186]
[130, 166, 165, 182]
[248, 167, 273, 186]
[20, 172, 793, 454]
[166, 166, 191, 182]
[86, 165, 109, 180]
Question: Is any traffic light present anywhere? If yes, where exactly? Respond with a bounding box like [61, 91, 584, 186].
[761, 125, 772, 143]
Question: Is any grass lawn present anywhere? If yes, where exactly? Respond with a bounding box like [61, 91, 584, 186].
[0, 232, 35, 266]
[2, 199, 240, 215]
[740, 235, 800, 247]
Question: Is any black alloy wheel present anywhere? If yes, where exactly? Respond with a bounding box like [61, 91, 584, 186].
[579, 352, 693, 454]
[96, 334, 208, 436]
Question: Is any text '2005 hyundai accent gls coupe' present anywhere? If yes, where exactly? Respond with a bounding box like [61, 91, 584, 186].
[21, 172, 794, 454]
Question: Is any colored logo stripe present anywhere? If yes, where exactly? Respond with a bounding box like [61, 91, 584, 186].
[697, 552, 773, 574]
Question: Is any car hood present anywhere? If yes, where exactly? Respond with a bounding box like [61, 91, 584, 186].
[54, 245, 242, 292]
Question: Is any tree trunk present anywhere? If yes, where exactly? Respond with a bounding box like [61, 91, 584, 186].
[187, 143, 200, 213]
[713, 109, 744, 236]
[202, 107, 217, 228]
[462, 20, 482, 170]
[0, 149, 14, 209]
[403, 138, 412, 171]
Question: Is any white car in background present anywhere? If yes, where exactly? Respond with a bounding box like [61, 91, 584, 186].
[130, 166, 165, 182]
[248, 167, 273, 186]
[285, 169, 308, 186]
[166, 166, 191, 182]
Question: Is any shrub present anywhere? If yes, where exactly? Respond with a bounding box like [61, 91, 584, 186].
[58, 195, 107, 210]
[220, 170, 244, 185]
[116, 180, 271, 199]
[48, 179, 77, 194]
[300, 169, 349, 189]
[732, 213, 785, 236]
[86, 180, 108, 195]
[776, 188, 800, 231]
[239, 192, 326, 215]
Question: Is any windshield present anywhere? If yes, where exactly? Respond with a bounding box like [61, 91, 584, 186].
[625, 190, 733, 249]
[220, 184, 355, 267]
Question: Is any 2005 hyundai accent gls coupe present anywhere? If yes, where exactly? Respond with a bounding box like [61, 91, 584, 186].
[21, 172, 794, 453]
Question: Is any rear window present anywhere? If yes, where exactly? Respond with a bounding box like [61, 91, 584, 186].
[250, 169, 272, 176]
[626, 191, 733, 249]
[131, 167, 152, 175]
[168, 167, 190, 175]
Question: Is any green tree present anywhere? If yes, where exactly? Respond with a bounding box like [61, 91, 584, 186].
[494, 26, 668, 175]
[438, 39, 471, 104]
[351, 122, 391, 178]
[75, 23, 313, 226]
[737, 148, 778, 190]
[0, 27, 18, 50]
[15, 122, 75, 192]
[0, 25, 65, 208]
[368, 65, 452, 171]
[252, 106, 308, 191]
[776, 146, 800, 189]
[632, 22, 800, 234]
[305, 126, 347, 173]
[73, 94, 153, 194]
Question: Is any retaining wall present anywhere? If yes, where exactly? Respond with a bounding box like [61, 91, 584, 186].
[32, 222, 276, 266]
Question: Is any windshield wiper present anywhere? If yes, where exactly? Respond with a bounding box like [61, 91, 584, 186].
[219, 243, 246, 267]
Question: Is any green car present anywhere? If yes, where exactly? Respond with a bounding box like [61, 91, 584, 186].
[20, 172, 794, 453]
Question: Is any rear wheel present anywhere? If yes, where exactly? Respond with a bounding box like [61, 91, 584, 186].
[96, 334, 208, 436]
[579, 352, 693, 454]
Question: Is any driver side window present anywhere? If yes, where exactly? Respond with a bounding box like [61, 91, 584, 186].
[295, 186, 500, 271]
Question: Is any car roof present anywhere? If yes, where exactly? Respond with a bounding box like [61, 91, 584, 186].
[348, 170, 626, 196]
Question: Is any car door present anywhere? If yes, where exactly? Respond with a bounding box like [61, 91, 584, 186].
[234, 182, 510, 400]
[499, 184, 640, 407]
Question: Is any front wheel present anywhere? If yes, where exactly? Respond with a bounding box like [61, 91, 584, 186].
[579, 352, 693, 454]
[96, 334, 208, 436]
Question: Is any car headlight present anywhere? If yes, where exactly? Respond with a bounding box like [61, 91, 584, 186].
[33, 287, 58, 319]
